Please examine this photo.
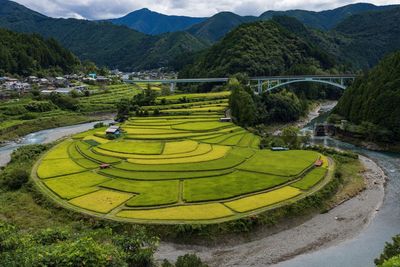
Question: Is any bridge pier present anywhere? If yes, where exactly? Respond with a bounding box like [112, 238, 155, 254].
[257, 80, 262, 94]
[170, 82, 176, 92]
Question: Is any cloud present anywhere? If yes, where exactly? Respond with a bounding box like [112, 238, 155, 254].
[12, 0, 400, 19]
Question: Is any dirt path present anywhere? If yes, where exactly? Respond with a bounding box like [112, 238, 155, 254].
[155, 156, 386, 266]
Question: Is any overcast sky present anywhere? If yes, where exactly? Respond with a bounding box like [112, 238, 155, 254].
[12, 0, 400, 19]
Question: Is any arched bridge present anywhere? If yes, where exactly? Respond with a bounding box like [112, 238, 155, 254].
[252, 75, 356, 94]
[124, 75, 356, 93]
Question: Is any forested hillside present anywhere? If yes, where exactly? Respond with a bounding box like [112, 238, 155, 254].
[333, 51, 400, 141]
[109, 8, 206, 35]
[0, 0, 207, 71]
[186, 12, 256, 43]
[334, 7, 400, 68]
[0, 28, 79, 76]
[185, 3, 398, 44]
[180, 20, 336, 78]
[260, 3, 397, 30]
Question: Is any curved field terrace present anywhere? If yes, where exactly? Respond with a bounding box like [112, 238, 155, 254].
[32, 98, 332, 224]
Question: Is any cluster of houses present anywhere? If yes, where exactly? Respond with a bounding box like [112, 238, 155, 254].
[0, 73, 118, 98]
[126, 68, 177, 80]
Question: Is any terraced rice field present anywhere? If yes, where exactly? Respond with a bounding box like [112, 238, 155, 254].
[33, 92, 332, 224]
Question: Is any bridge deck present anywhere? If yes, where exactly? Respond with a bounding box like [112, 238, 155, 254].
[124, 75, 356, 84]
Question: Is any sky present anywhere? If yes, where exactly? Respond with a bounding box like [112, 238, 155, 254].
[12, 0, 400, 19]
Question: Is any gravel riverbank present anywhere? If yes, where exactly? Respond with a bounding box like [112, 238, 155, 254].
[155, 156, 386, 266]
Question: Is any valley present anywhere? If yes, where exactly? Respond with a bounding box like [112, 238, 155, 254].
[0, 1, 399, 266]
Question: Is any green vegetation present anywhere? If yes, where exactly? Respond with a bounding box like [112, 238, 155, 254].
[226, 76, 309, 127]
[375, 235, 400, 266]
[0, 28, 78, 76]
[180, 20, 336, 78]
[0, 0, 207, 71]
[332, 51, 400, 144]
[31, 91, 333, 223]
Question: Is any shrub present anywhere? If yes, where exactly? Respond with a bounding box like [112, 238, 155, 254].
[375, 235, 400, 266]
[1, 166, 29, 190]
[175, 254, 208, 267]
[93, 122, 105, 128]
[33, 228, 69, 245]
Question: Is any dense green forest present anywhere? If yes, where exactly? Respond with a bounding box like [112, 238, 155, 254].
[227, 76, 308, 127]
[179, 20, 336, 78]
[0, 0, 207, 71]
[334, 7, 400, 68]
[332, 51, 400, 142]
[184, 3, 396, 44]
[0, 0, 399, 71]
[0, 28, 79, 76]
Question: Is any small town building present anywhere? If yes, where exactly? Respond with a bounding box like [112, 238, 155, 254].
[40, 89, 54, 95]
[39, 78, 49, 84]
[314, 159, 324, 167]
[271, 147, 289, 151]
[100, 163, 111, 169]
[96, 76, 110, 83]
[219, 117, 232, 122]
[4, 81, 31, 92]
[105, 126, 121, 136]
[27, 76, 39, 83]
[54, 77, 68, 87]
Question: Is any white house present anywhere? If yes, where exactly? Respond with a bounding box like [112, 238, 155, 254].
[105, 126, 121, 136]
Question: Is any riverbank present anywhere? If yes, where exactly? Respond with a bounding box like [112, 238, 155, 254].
[0, 118, 113, 167]
[332, 133, 400, 153]
[155, 155, 386, 266]
[271, 100, 337, 135]
[0, 112, 114, 144]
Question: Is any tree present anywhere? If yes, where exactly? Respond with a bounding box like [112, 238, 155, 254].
[281, 126, 300, 148]
[116, 99, 131, 122]
[375, 235, 400, 266]
[228, 78, 256, 126]
[48, 93, 79, 111]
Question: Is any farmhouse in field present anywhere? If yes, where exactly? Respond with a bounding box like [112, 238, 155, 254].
[105, 126, 121, 136]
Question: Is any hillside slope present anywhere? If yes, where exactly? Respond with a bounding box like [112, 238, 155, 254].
[109, 8, 206, 35]
[334, 7, 400, 68]
[186, 12, 256, 43]
[186, 3, 398, 44]
[0, 28, 79, 76]
[180, 20, 335, 78]
[260, 3, 397, 30]
[0, 0, 207, 71]
[333, 51, 400, 140]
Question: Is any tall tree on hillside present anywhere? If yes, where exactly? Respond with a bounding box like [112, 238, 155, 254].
[228, 78, 256, 126]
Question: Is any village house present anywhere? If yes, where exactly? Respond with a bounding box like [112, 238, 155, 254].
[4, 81, 31, 92]
[105, 126, 121, 137]
[54, 77, 69, 87]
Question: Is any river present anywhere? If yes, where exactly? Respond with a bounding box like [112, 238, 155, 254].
[0, 113, 398, 266]
[0, 120, 112, 167]
[274, 113, 400, 267]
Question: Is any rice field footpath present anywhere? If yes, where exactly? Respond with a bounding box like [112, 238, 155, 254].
[32, 92, 334, 224]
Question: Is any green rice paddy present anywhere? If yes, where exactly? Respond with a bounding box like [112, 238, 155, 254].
[32, 92, 332, 224]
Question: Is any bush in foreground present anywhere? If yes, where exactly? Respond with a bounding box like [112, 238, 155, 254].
[375, 235, 400, 266]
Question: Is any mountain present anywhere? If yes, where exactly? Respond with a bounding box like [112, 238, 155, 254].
[334, 7, 400, 68]
[186, 12, 256, 43]
[0, 28, 79, 76]
[0, 0, 207, 71]
[109, 8, 206, 35]
[185, 3, 399, 44]
[180, 20, 336, 78]
[332, 51, 400, 141]
[260, 3, 397, 30]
